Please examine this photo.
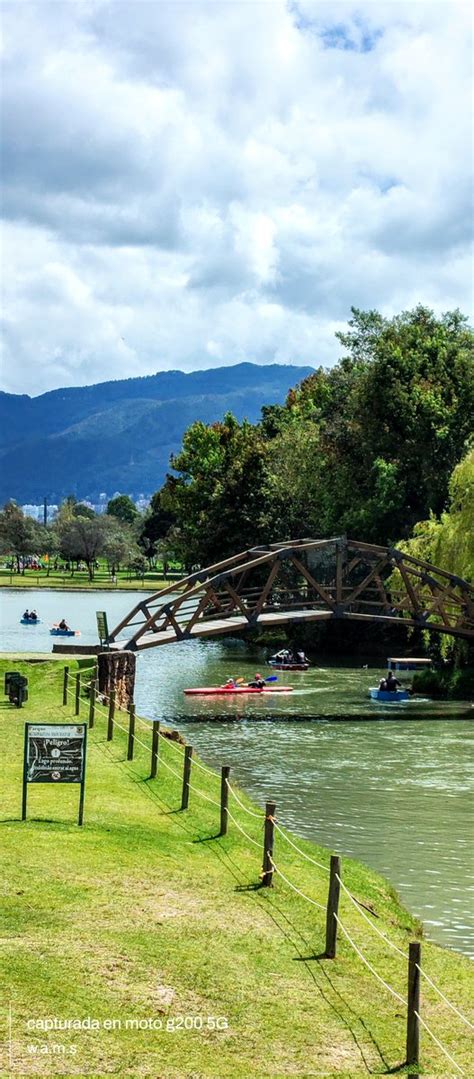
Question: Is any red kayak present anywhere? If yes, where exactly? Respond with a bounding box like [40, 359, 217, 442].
[184, 685, 293, 696]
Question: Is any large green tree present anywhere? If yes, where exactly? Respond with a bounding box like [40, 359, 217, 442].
[139, 489, 176, 562]
[0, 502, 41, 572]
[148, 306, 473, 568]
[161, 413, 269, 567]
[262, 306, 473, 544]
[107, 494, 139, 524]
[397, 446, 474, 582]
[58, 517, 107, 581]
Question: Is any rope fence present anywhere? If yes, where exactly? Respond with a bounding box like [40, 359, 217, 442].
[62, 664, 472, 1076]
[415, 964, 474, 1030]
[414, 1011, 465, 1076]
[272, 820, 329, 873]
[225, 778, 263, 818]
[268, 855, 326, 910]
[225, 807, 262, 848]
[336, 875, 406, 958]
[334, 914, 406, 1006]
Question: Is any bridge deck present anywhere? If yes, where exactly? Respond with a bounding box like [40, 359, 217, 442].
[110, 608, 335, 650]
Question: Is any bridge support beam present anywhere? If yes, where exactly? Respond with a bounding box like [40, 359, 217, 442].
[98, 650, 136, 710]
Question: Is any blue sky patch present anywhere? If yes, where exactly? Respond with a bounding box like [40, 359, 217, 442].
[321, 22, 383, 53]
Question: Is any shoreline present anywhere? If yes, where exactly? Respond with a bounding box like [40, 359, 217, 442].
[0, 583, 159, 592]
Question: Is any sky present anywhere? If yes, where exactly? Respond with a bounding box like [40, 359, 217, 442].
[1, 0, 472, 396]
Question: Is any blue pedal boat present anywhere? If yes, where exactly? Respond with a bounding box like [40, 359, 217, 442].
[369, 687, 410, 702]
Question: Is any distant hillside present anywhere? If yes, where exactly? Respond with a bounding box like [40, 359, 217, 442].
[0, 363, 314, 503]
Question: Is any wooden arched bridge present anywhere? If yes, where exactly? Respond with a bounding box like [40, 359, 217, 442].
[108, 538, 474, 651]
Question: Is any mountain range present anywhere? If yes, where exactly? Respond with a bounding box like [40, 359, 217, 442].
[0, 363, 314, 504]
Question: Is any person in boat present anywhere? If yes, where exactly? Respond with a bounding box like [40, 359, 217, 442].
[222, 677, 237, 688]
[385, 671, 402, 692]
[58, 618, 69, 631]
[248, 672, 266, 689]
[296, 649, 307, 664]
[29, 610, 38, 622]
[23, 609, 30, 620]
[272, 649, 292, 664]
[378, 677, 388, 691]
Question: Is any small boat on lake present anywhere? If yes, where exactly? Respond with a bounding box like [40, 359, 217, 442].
[269, 650, 309, 671]
[369, 687, 410, 702]
[184, 685, 293, 696]
[387, 657, 432, 677]
[50, 627, 80, 637]
[20, 617, 41, 625]
[268, 662, 309, 670]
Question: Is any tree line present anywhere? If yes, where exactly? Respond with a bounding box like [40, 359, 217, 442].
[148, 306, 473, 577]
[0, 495, 153, 582]
[1, 306, 472, 589]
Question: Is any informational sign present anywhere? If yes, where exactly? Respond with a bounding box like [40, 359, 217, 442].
[22, 724, 87, 824]
[96, 610, 109, 647]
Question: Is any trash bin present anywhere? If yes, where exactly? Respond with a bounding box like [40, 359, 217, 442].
[6, 672, 28, 708]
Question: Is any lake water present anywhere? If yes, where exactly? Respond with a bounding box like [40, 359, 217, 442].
[1, 588, 473, 957]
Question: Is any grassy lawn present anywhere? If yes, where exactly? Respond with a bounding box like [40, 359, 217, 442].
[0, 564, 180, 591]
[1, 659, 472, 1077]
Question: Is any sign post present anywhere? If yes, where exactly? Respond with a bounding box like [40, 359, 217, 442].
[96, 611, 109, 649]
[22, 724, 87, 826]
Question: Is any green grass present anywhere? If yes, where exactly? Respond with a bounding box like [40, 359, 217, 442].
[0, 564, 180, 591]
[1, 659, 472, 1077]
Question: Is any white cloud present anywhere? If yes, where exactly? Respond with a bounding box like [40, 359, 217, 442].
[0, 0, 472, 395]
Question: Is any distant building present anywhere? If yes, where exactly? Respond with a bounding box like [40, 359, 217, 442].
[22, 504, 58, 522]
[21, 495, 149, 519]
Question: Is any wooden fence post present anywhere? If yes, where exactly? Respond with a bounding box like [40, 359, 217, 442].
[406, 941, 421, 1066]
[325, 855, 341, 958]
[88, 678, 96, 729]
[75, 673, 81, 716]
[220, 766, 230, 836]
[127, 704, 135, 761]
[150, 721, 160, 778]
[62, 666, 69, 706]
[181, 746, 193, 810]
[261, 801, 276, 886]
[107, 689, 116, 741]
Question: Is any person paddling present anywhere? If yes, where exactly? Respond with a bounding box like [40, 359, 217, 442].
[385, 671, 402, 692]
[247, 672, 266, 689]
[58, 618, 69, 631]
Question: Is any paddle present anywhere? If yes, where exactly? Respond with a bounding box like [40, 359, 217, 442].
[234, 674, 278, 684]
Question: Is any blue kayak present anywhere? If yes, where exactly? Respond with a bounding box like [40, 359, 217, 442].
[369, 688, 410, 702]
[50, 628, 79, 637]
[20, 618, 41, 625]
